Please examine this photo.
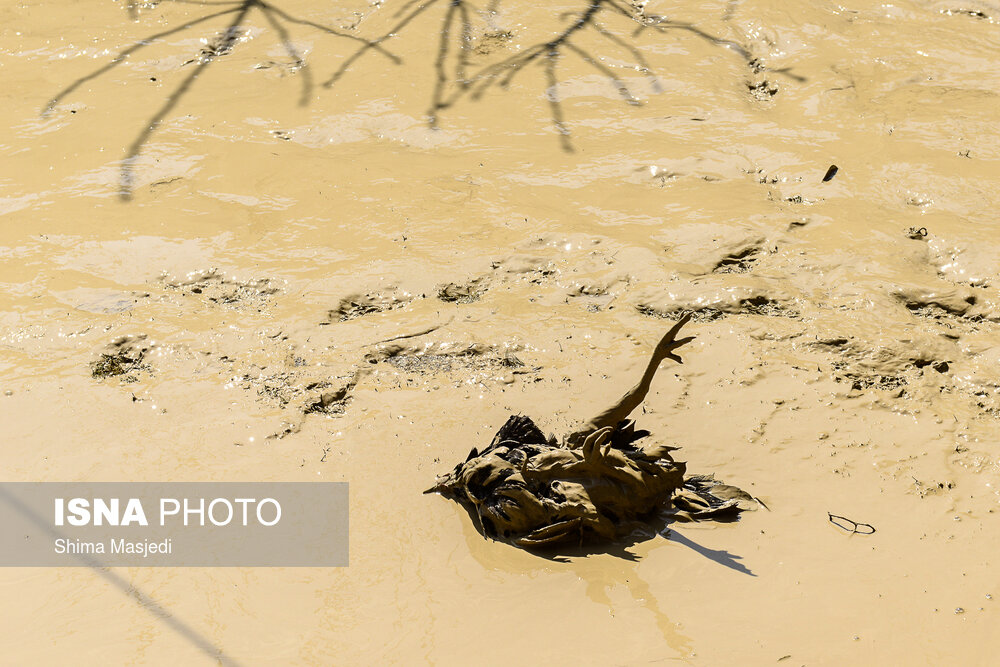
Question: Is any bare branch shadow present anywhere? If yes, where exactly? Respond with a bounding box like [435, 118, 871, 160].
[328, 0, 802, 153]
[44, 0, 804, 198]
[43, 0, 396, 200]
[321, 0, 433, 90]
[42, 5, 240, 117]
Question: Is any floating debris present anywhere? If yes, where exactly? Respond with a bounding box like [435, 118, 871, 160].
[90, 335, 151, 382]
[828, 512, 876, 535]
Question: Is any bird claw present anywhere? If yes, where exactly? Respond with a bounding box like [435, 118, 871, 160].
[582, 426, 613, 462]
[654, 314, 695, 363]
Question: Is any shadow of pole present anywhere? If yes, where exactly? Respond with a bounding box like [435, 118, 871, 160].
[0, 486, 244, 666]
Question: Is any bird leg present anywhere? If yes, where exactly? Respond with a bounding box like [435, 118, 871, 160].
[565, 312, 694, 446]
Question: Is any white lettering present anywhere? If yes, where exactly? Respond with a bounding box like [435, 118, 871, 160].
[92, 498, 118, 526]
[234, 498, 254, 525]
[111, 538, 172, 557]
[257, 498, 281, 526]
[53, 538, 105, 554]
[183, 498, 205, 526]
[208, 498, 233, 526]
[67, 498, 90, 527]
[160, 498, 180, 525]
[121, 498, 148, 526]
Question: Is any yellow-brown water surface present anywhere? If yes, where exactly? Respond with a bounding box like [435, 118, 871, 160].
[3, 0, 1000, 664]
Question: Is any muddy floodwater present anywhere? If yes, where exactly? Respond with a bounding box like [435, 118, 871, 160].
[3, 0, 1000, 663]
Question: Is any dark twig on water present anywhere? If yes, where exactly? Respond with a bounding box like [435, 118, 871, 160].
[828, 512, 876, 535]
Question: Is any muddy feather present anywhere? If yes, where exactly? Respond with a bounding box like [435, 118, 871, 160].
[426, 315, 758, 548]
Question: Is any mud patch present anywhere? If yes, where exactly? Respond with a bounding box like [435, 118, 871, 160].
[474, 30, 513, 56]
[90, 335, 151, 382]
[893, 287, 994, 328]
[492, 254, 558, 284]
[746, 59, 778, 101]
[939, 7, 991, 19]
[367, 342, 530, 378]
[747, 79, 778, 101]
[637, 304, 724, 322]
[229, 359, 366, 435]
[327, 289, 415, 322]
[742, 296, 798, 317]
[832, 364, 908, 392]
[182, 26, 248, 66]
[637, 295, 798, 321]
[162, 269, 279, 310]
[437, 278, 488, 304]
[898, 288, 976, 318]
[249, 370, 302, 408]
[303, 383, 352, 416]
[302, 371, 366, 417]
[68, 289, 146, 314]
[714, 245, 764, 274]
[807, 331, 954, 395]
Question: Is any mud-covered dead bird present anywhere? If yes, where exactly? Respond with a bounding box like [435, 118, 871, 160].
[426, 313, 759, 548]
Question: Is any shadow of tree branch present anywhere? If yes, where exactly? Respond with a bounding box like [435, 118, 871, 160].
[44, 0, 804, 199]
[44, 0, 397, 200]
[42, 5, 240, 117]
[259, 3, 312, 106]
[422, 0, 796, 153]
[321, 0, 432, 89]
[118, 1, 255, 200]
